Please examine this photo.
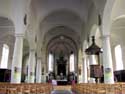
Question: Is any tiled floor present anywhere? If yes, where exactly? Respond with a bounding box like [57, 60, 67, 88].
[51, 90, 74, 94]
[53, 85, 71, 91]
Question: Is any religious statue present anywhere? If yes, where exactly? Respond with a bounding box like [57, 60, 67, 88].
[60, 72, 64, 80]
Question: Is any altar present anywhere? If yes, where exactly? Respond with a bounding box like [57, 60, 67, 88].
[52, 79, 68, 85]
[48, 54, 77, 85]
[56, 79, 67, 85]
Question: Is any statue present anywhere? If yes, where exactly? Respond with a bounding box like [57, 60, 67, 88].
[60, 72, 64, 80]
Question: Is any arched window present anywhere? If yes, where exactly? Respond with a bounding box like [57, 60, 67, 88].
[48, 53, 54, 72]
[115, 45, 123, 70]
[69, 53, 75, 72]
[0, 44, 9, 68]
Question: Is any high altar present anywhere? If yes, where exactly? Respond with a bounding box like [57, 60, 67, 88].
[48, 56, 76, 85]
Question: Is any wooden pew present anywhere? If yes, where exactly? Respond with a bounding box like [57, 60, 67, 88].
[0, 83, 53, 94]
[72, 82, 125, 94]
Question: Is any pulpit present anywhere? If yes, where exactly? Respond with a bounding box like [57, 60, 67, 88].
[90, 65, 103, 83]
[85, 36, 103, 83]
[90, 65, 103, 78]
[114, 70, 125, 82]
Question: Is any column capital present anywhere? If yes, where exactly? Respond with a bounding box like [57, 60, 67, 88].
[101, 35, 110, 39]
[83, 53, 87, 58]
[15, 33, 24, 38]
[30, 49, 36, 52]
[37, 57, 42, 60]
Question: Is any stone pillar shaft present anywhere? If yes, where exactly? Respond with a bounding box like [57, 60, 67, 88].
[11, 34, 24, 83]
[102, 35, 114, 83]
[36, 58, 42, 83]
[28, 49, 36, 83]
[83, 57, 88, 83]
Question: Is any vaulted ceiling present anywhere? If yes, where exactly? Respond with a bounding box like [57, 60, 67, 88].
[0, 0, 106, 59]
[27, 0, 106, 57]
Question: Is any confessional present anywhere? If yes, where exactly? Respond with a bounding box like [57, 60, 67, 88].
[0, 69, 11, 82]
[114, 70, 125, 82]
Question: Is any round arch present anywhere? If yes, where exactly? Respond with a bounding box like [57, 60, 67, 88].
[102, 0, 125, 35]
[47, 35, 78, 54]
[111, 0, 125, 21]
[102, 0, 115, 35]
[46, 35, 79, 75]
[112, 15, 125, 24]
[39, 8, 84, 24]
[39, 9, 83, 36]
[111, 17, 125, 71]
[0, 17, 15, 69]
[44, 26, 79, 46]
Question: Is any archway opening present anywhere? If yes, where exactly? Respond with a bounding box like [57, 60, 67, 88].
[47, 35, 77, 85]
[0, 17, 15, 82]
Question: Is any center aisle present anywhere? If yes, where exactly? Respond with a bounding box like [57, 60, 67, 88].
[51, 85, 76, 94]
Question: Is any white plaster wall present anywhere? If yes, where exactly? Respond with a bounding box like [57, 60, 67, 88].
[84, 4, 98, 42]
[102, 0, 125, 35]
[111, 24, 125, 70]
[0, 46, 3, 67]
[34, 0, 90, 22]
[103, 0, 125, 71]
[0, 0, 12, 19]
[111, 0, 125, 21]
[102, 0, 115, 35]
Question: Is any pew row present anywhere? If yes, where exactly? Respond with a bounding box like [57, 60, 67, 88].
[72, 83, 125, 94]
[0, 83, 53, 94]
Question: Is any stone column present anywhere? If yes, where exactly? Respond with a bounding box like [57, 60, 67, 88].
[83, 57, 88, 83]
[102, 35, 114, 83]
[55, 62, 57, 76]
[36, 57, 42, 83]
[86, 57, 90, 82]
[11, 34, 24, 83]
[66, 63, 68, 77]
[41, 63, 46, 82]
[28, 49, 36, 83]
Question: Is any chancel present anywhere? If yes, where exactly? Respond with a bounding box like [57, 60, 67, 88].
[0, 0, 125, 94]
[56, 56, 68, 85]
[48, 50, 76, 85]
